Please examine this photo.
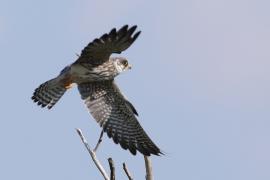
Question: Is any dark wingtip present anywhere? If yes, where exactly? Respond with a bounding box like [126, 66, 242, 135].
[121, 24, 129, 29]
[108, 28, 117, 40]
[127, 25, 137, 35]
[110, 28, 116, 33]
[143, 151, 164, 157]
[129, 147, 137, 155]
[140, 145, 164, 156]
[132, 31, 141, 41]
[130, 25, 137, 29]
[118, 25, 129, 33]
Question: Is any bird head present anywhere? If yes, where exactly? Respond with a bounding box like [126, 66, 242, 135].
[112, 57, 132, 73]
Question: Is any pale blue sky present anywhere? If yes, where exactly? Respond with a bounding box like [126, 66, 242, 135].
[1, 0, 270, 179]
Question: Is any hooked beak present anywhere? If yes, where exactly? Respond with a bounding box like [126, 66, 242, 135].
[127, 64, 132, 69]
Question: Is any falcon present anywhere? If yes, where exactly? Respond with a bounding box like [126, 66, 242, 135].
[32, 25, 162, 156]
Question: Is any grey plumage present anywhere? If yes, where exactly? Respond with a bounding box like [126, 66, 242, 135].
[32, 25, 162, 156]
[78, 81, 161, 156]
[76, 25, 141, 66]
[32, 78, 66, 109]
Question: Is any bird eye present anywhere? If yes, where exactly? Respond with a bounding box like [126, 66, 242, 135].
[122, 60, 128, 66]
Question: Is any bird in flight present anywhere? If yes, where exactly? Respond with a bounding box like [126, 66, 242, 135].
[32, 25, 162, 156]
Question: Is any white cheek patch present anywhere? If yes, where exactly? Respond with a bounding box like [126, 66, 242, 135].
[114, 61, 123, 73]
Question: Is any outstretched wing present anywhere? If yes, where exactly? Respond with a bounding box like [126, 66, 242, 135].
[75, 25, 141, 66]
[78, 81, 161, 156]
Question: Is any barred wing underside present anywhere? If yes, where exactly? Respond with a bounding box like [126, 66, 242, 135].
[78, 81, 161, 156]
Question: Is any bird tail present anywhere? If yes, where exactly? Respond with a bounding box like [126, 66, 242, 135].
[32, 78, 67, 109]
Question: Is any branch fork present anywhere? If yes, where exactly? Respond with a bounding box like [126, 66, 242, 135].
[76, 128, 153, 180]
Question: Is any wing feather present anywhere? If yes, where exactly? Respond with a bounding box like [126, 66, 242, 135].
[78, 81, 162, 156]
[75, 25, 141, 66]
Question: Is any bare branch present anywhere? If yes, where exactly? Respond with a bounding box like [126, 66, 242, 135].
[108, 158, 116, 180]
[76, 129, 156, 180]
[76, 128, 110, 180]
[94, 130, 104, 152]
[144, 156, 153, 180]
[123, 163, 133, 180]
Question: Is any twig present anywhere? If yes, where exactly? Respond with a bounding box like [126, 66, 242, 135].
[108, 158, 115, 180]
[76, 128, 110, 180]
[94, 130, 104, 152]
[123, 163, 133, 180]
[144, 156, 153, 180]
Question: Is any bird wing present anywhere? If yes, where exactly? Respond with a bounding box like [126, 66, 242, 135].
[77, 80, 161, 156]
[75, 25, 141, 66]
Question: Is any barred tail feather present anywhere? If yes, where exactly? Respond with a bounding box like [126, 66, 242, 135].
[32, 78, 67, 109]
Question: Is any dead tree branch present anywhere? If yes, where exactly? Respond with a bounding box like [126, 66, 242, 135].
[76, 129, 155, 180]
[144, 156, 153, 180]
[94, 130, 104, 152]
[76, 128, 110, 180]
[108, 158, 116, 180]
[123, 163, 134, 180]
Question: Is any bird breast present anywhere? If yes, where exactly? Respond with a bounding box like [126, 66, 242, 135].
[69, 63, 118, 83]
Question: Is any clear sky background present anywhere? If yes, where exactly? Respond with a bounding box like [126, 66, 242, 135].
[1, 0, 270, 179]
